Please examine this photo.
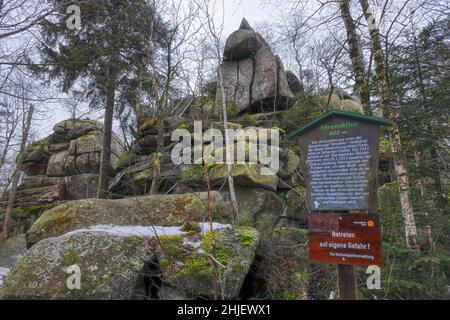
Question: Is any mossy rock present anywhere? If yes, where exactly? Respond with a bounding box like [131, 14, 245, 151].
[25, 192, 230, 247]
[138, 118, 158, 134]
[53, 119, 103, 140]
[318, 94, 341, 109]
[156, 227, 259, 299]
[220, 187, 284, 228]
[0, 234, 27, 269]
[342, 99, 362, 113]
[181, 163, 278, 191]
[1, 232, 151, 299]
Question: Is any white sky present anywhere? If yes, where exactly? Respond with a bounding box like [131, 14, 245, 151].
[220, 0, 266, 35]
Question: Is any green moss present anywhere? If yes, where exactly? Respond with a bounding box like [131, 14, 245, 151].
[31, 139, 50, 150]
[177, 123, 192, 131]
[129, 236, 144, 247]
[238, 232, 256, 247]
[200, 231, 232, 265]
[22, 202, 60, 216]
[139, 119, 157, 132]
[379, 138, 391, 156]
[158, 235, 185, 260]
[60, 249, 80, 266]
[178, 255, 213, 283]
[79, 273, 107, 293]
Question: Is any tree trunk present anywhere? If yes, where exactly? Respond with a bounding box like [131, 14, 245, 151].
[203, 159, 217, 300]
[359, 0, 419, 250]
[217, 66, 240, 221]
[97, 71, 116, 199]
[2, 105, 34, 240]
[340, 0, 371, 115]
[149, 119, 163, 194]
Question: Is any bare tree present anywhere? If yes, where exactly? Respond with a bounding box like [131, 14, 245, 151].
[339, 0, 371, 114]
[149, 0, 202, 194]
[1, 104, 33, 240]
[195, 0, 240, 220]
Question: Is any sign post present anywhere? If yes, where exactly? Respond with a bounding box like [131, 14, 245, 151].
[288, 110, 389, 300]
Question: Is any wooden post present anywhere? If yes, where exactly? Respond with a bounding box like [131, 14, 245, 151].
[338, 264, 357, 300]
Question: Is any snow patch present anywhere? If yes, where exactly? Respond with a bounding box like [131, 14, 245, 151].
[64, 222, 231, 238]
[0, 267, 10, 285]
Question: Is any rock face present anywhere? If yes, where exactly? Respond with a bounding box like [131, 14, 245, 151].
[25, 192, 229, 247]
[1, 232, 151, 299]
[0, 234, 27, 269]
[318, 89, 363, 113]
[285, 71, 303, 94]
[217, 19, 294, 115]
[2, 225, 259, 300]
[135, 118, 184, 155]
[17, 119, 124, 206]
[180, 163, 279, 191]
[109, 153, 180, 196]
[220, 187, 284, 227]
[155, 226, 259, 299]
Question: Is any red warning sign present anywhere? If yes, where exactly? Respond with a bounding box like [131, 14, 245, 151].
[308, 213, 383, 266]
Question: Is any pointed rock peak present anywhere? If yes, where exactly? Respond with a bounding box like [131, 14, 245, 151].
[239, 18, 254, 31]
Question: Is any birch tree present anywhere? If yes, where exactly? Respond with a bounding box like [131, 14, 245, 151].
[358, 0, 419, 250]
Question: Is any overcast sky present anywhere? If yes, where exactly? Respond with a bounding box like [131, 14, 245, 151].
[219, 0, 266, 35]
[37, 0, 270, 139]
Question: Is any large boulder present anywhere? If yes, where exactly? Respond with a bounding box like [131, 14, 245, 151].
[22, 141, 51, 176]
[180, 164, 278, 191]
[216, 58, 254, 114]
[53, 119, 103, 141]
[155, 226, 259, 299]
[217, 19, 294, 115]
[14, 184, 64, 204]
[1, 232, 151, 299]
[15, 118, 125, 204]
[18, 176, 62, 191]
[69, 131, 103, 155]
[109, 154, 180, 196]
[46, 150, 72, 177]
[223, 18, 267, 61]
[220, 187, 284, 227]
[285, 71, 303, 94]
[44, 130, 122, 177]
[251, 47, 279, 104]
[0, 234, 27, 269]
[25, 192, 229, 247]
[75, 152, 102, 174]
[277, 147, 303, 189]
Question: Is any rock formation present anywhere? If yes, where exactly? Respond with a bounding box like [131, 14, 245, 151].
[17, 119, 123, 205]
[216, 19, 294, 115]
[285, 70, 304, 94]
